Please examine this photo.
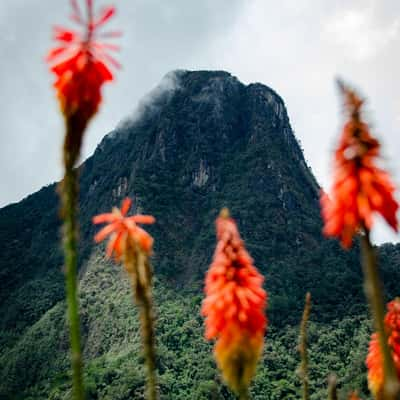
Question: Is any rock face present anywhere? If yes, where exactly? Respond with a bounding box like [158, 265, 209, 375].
[79, 70, 324, 296]
[0, 70, 399, 398]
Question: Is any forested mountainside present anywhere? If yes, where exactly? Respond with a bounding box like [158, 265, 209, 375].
[1, 70, 399, 399]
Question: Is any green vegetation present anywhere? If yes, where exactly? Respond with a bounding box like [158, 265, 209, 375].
[0, 71, 399, 398]
[0, 254, 373, 399]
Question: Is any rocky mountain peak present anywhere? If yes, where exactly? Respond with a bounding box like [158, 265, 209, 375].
[2, 70, 400, 399]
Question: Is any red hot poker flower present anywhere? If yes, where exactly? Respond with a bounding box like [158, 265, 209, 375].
[201, 209, 267, 395]
[320, 81, 398, 248]
[366, 298, 400, 397]
[93, 198, 155, 261]
[47, 0, 121, 120]
[94, 199, 158, 397]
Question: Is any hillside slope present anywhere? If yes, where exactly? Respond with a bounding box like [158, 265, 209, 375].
[0, 70, 399, 399]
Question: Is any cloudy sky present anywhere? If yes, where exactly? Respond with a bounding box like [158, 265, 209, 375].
[1, 0, 400, 243]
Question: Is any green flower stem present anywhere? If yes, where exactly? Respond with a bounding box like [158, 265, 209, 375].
[360, 231, 400, 399]
[61, 160, 85, 400]
[299, 292, 311, 400]
[127, 244, 158, 400]
[61, 118, 86, 400]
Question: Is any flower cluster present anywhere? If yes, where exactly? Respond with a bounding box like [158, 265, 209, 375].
[320, 81, 398, 248]
[94, 199, 158, 398]
[201, 209, 267, 394]
[93, 198, 155, 262]
[47, 0, 120, 120]
[366, 298, 400, 396]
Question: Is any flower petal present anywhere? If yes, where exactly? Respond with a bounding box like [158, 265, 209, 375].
[129, 215, 156, 225]
[120, 198, 132, 216]
[46, 46, 69, 62]
[92, 213, 116, 224]
[94, 222, 118, 242]
[93, 6, 116, 28]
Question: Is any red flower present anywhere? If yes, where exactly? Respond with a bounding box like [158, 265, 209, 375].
[47, 0, 121, 119]
[366, 299, 400, 396]
[321, 81, 398, 248]
[201, 209, 267, 394]
[93, 198, 155, 261]
[348, 392, 362, 400]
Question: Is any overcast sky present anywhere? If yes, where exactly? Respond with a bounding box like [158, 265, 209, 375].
[1, 0, 400, 244]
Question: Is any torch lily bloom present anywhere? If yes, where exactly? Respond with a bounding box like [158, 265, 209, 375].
[320, 81, 398, 248]
[93, 198, 158, 398]
[93, 197, 155, 261]
[201, 209, 267, 395]
[47, 0, 121, 120]
[366, 298, 400, 397]
[49, 3, 122, 397]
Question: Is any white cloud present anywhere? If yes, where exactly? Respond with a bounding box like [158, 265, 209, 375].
[325, 3, 400, 61]
[116, 70, 182, 131]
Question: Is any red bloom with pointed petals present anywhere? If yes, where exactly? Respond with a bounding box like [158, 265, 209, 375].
[201, 210, 267, 394]
[93, 198, 155, 261]
[366, 299, 400, 396]
[321, 81, 398, 248]
[47, 0, 121, 119]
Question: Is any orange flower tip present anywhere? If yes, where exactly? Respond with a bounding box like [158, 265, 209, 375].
[92, 200, 154, 259]
[91, 5, 116, 29]
[348, 391, 362, 400]
[120, 197, 132, 215]
[92, 213, 114, 224]
[132, 215, 156, 225]
[47, 0, 121, 117]
[219, 207, 230, 219]
[366, 298, 400, 396]
[94, 224, 115, 243]
[321, 81, 398, 245]
[203, 214, 267, 393]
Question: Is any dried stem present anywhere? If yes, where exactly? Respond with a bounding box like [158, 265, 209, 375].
[61, 122, 85, 400]
[327, 374, 338, 400]
[360, 230, 400, 399]
[299, 292, 311, 400]
[237, 387, 250, 400]
[126, 243, 158, 400]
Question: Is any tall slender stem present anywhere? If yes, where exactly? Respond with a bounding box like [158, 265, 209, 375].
[360, 231, 400, 399]
[61, 162, 85, 400]
[299, 292, 311, 400]
[327, 374, 337, 400]
[127, 246, 158, 400]
[237, 387, 250, 400]
[61, 117, 86, 400]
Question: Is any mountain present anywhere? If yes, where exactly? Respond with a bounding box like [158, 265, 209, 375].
[1, 70, 399, 399]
